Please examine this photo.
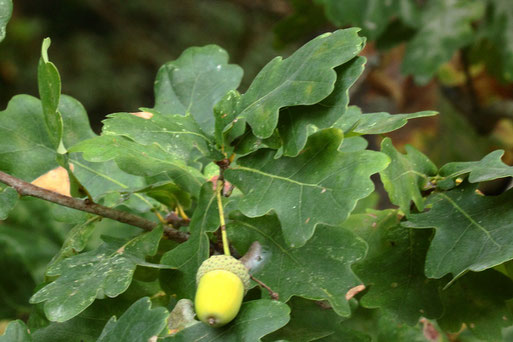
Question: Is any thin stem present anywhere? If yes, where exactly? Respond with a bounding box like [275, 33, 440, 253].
[176, 204, 189, 220]
[216, 179, 230, 256]
[251, 275, 279, 300]
[152, 208, 168, 225]
[228, 153, 235, 164]
[0, 170, 188, 243]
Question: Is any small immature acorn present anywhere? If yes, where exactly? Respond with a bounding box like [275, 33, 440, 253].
[194, 255, 250, 327]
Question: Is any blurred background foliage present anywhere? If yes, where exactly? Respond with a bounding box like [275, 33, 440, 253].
[1, 0, 513, 327]
[0, 0, 296, 132]
[2, 0, 512, 164]
[277, 0, 513, 168]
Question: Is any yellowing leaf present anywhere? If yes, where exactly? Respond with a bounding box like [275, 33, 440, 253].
[31, 165, 74, 196]
[130, 111, 154, 119]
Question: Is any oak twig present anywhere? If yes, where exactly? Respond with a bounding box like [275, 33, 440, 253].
[251, 275, 279, 300]
[165, 211, 190, 229]
[0, 170, 188, 242]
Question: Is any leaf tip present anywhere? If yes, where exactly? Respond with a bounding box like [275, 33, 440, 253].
[41, 37, 52, 63]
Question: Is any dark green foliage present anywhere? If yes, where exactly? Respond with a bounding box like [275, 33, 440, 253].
[1, 23, 513, 342]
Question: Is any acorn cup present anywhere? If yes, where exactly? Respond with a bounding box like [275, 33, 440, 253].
[194, 255, 250, 327]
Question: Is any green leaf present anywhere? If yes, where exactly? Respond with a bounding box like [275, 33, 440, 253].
[38, 38, 64, 151]
[160, 184, 219, 298]
[0, 239, 36, 318]
[277, 56, 365, 157]
[164, 300, 290, 342]
[59, 95, 123, 201]
[30, 276, 170, 341]
[264, 297, 366, 342]
[102, 111, 219, 163]
[225, 128, 389, 247]
[70, 155, 148, 208]
[317, 327, 370, 342]
[29, 286, 133, 341]
[374, 311, 440, 342]
[339, 136, 368, 153]
[315, 0, 398, 39]
[348, 111, 438, 135]
[30, 227, 164, 322]
[59, 95, 96, 146]
[0, 218, 61, 318]
[437, 270, 513, 341]
[0, 95, 144, 207]
[30, 316, 104, 342]
[214, 90, 246, 152]
[47, 216, 99, 269]
[0, 218, 61, 282]
[352, 191, 378, 214]
[0, 0, 12, 42]
[58, 95, 147, 205]
[403, 183, 513, 280]
[0, 320, 32, 342]
[0, 95, 59, 181]
[348, 210, 443, 325]
[232, 130, 282, 157]
[338, 307, 432, 342]
[237, 28, 364, 139]
[228, 213, 367, 317]
[97, 297, 168, 342]
[478, 0, 513, 82]
[439, 150, 513, 184]
[69, 135, 205, 197]
[123, 181, 192, 210]
[153, 45, 243, 135]
[402, 0, 485, 84]
[0, 186, 17, 220]
[379, 138, 437, 215]
[331, 107, 437, 137]
[331, 105, 361, 133]
[0, 204, 63, 316]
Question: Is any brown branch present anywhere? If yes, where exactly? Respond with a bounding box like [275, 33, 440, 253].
[165, 211, 190, 229]
[0, 171, 188, 242]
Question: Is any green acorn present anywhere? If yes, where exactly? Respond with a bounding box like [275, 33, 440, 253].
[195, 255, 250, 327]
